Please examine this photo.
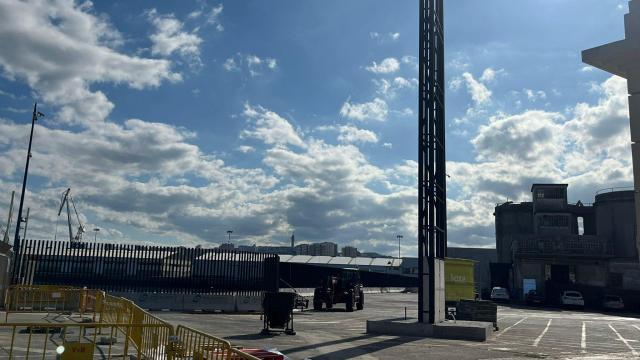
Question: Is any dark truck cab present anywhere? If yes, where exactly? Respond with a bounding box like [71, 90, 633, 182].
[313, 268, 364, 312]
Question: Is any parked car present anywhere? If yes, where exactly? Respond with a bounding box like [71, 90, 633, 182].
[602, 295, 624, 310]
[490, 287, 510, 303]
[560, 290, 585, 308]
[525, 290, 545, 306]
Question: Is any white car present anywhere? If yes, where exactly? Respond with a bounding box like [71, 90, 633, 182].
[561, 291, 585, 307]
[490, 287, 510, 302]
[603, 295, 624, 310]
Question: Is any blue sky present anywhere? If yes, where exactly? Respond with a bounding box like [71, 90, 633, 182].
[0, 0, 633, 255]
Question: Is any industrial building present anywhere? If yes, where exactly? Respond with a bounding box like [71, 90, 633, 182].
[494, 184, 639, 305]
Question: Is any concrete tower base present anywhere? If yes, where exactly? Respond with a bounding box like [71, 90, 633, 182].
[366, 318, 494, 342]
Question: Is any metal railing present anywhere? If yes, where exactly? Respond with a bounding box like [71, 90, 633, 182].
[0, 322, 172, 360]
[169, 325, 260, 360]
[4, 285, 104, 322]
[2, 285, 260, 360]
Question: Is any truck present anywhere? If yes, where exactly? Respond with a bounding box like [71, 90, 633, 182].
[313, 268, 364, 312]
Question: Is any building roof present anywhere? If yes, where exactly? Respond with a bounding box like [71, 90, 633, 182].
[279, 255, 403, 267]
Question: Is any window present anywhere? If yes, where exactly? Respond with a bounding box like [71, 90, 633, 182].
[540, 215, 569, 227]
[536, 188, 565, 200]
[577, 217, 584, 235]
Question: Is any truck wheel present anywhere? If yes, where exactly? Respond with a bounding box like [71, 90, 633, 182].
[356, 291, 364, 310]
[346, 291, 354, 312]
[326, 301, 333, 309]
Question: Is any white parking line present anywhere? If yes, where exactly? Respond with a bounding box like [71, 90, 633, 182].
[633, 324, 640, 333]
[496, 317, 528, 338]
[609, 323, 638, 356]
[581, 321, 587, 353]
[533, 319, 552, 347]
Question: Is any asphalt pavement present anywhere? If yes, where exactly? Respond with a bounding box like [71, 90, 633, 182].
[156, 292, 640, 360]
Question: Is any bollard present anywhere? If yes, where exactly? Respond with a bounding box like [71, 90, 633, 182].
[404, 307, 407, 320]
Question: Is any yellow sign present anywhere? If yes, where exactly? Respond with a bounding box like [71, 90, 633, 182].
[61, 342, 94, 360]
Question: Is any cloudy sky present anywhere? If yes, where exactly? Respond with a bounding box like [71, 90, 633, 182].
[0, 0, 633, 255]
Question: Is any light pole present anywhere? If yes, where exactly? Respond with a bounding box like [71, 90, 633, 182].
[13, 103, 43, 282]
[397, 234, 403, 259]
[93, 228, 100, 247]
[226, 230, 233, 243]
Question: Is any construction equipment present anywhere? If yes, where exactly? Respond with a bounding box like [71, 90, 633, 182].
[57, 188, 85, 243]
[313, 268, 364, 312]
[2, 191, 15, 243]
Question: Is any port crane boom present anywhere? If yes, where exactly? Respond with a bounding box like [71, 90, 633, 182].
[57, 188, 85, 243]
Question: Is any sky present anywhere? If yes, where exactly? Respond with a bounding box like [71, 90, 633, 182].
[0, 0, 633, 256]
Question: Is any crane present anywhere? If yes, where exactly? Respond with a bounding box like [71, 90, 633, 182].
[57, 188, 85, 243]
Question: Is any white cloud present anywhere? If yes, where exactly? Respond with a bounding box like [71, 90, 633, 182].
[370, 32, 400, 42]
[365, 58, 400, 74]
[479, 68, 504, 83]
[382, 142, 392, 149]
[223, 58, 239, 72]
[147, 9, 203, 67]
[374, 77, 417, 99]
[462, 72, 492, 106]
[524, 88, 547, 102]
[0, 0, 180, 125]
[580, 66, 595, 73]
[340, 98, 388, 121]
[449, 77, 463, 91]
[206, 4, 224, 31]
[322, 125, 379, 144]
[237, 145, 255, 153]
[241, 104, 305, 148]
[223, 53, 277, 76]
[391, 108, 414, 117]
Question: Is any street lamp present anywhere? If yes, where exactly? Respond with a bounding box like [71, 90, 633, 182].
[397, 234, 403, 259]
[93, 228, 100, 247]
[226, 230, 233, 243]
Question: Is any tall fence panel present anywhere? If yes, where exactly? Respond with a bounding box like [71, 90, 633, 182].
[13, 240, 279, 295]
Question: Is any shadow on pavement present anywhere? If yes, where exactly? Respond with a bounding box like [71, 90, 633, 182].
[282, 334, 421, 358]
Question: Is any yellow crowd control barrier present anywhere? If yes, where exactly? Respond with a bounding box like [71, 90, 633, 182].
[4, 286, 104, 322]
[169, 325, 260, 360]
[2, 285, 261, 360]
[0, 322, 172, 360]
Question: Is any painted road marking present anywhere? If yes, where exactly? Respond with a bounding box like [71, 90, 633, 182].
[633, 324, 640, 333]
[608, 323, 638, 356]
[295, 321, 341, 324]
[496, 317, 528, 338]
[581, 321, 586, 353]
[533, 319, 552, 347]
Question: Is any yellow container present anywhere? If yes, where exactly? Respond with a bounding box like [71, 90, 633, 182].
[445, 258, 476, 302]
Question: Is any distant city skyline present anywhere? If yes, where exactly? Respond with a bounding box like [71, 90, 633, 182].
[0, 0, 632, 255]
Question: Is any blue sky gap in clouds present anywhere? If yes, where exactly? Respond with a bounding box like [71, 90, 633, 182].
[0, 0, 633, 256]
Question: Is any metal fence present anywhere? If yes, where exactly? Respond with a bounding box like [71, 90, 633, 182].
[13, 240, 280, 296]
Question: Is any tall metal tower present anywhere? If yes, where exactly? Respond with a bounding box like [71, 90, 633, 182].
[418, 0, 446, 324]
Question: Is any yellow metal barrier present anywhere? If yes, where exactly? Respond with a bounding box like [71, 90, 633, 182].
[0, 322, 172, 360]
[4, 285, 104, 322]
[2, 286, 261, 360]
[170, 325, 260, 360]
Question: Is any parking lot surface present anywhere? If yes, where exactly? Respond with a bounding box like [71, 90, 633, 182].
[156, 293, 640, 360]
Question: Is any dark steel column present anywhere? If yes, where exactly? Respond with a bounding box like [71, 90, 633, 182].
[418, 0, 446, 324]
